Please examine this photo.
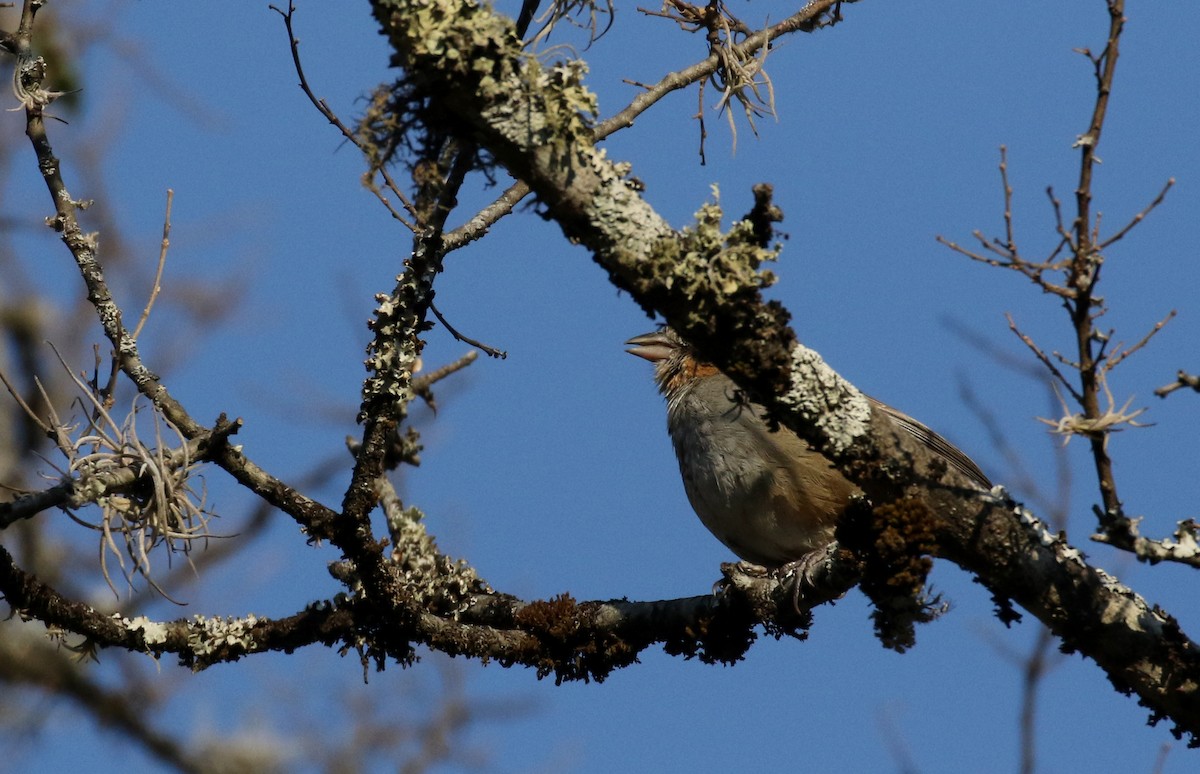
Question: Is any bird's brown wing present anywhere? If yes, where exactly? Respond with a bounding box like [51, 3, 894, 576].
[868, 397, 992, 490]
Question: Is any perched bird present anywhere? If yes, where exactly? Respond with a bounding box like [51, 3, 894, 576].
[626, 327, 990, 569]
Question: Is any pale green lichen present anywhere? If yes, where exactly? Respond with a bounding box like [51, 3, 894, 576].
[382, 494, 492, 618]
[635, 187, 779, 315]
[186, 614, 260, 658]
[125, 615, 169, 646]
[782, 343, 870, 457]
[480, 57, 597, 151]
[369, 1, 625, 210]
[585, 147, 670, 253]
[359, 265, 430, 423]
[369, 2, 787, 341]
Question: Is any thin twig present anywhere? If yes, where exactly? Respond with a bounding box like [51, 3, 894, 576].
[1066, 1, 1126, 524]
[412, 350, 480, 394]
[440, 179, 529, 251]
[132, 189, 173, 341]
[269, 1, 419, 230]
[0, 366, 53, 435]
[1099, 177, 1174, 250]
[429, 302, 507, 359]
[1104, 309, 1177, 373]
[1006, 313, 1080, 402]
[407, 350, 481, 414]
[999, 145, 1015, 256]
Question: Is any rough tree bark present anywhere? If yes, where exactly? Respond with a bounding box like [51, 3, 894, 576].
[365, 0, 1200, 740]
[0, 0, 1196, 755]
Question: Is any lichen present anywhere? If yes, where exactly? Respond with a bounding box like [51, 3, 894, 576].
[186, 614, 260, 658]
[632, 188, 780, 333]
[361, 285, 420, 423]
[384, 501, 492, 618]
[125, 615, 169, 646]
[782, 343, 870, 457]
[369, 0, 597, 170]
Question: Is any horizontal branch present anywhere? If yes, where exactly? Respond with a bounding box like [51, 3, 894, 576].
[1093, 515, 1200, 569]
[0, 416, 242, 528]
[0, 542, 357, 669]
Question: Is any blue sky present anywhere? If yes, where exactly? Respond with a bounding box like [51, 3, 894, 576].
[6, 1, 1200, 771]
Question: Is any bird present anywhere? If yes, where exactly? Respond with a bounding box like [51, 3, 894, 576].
[626, 327, 991, 571]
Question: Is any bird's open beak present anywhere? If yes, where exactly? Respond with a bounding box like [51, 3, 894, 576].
[625, 331, 674, 363]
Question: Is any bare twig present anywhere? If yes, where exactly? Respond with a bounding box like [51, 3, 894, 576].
[1099, 177, 1174, 250]
[0, 366, 53, 437]
[1064, 1, 1129, 527]
[941, 2, 1180, 549]
[411, 350, 480, 412]
[934, 149, 1075, 298]
[440, 179, 529, 252]
[269, 1, 419, 230]
[999, 144, 1015, 257]
[1154, 370, 1200, 399]
[1104, 309, 1177, 373]
[1006, 314, 1080, 402]
[131, 189, 173, 341]
[429, 302, 506, 359]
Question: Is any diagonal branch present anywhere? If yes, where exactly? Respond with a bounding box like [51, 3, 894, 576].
[12, 7, 342, 541]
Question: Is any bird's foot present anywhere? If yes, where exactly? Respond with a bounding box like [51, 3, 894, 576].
[712, 561, 770, 596]
[779, 544, 840, 612]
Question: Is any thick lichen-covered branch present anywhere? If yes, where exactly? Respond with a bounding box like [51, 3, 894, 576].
[368, 0, 801, 393]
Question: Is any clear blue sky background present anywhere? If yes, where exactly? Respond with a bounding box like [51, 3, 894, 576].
[6, 1, 1200, 772]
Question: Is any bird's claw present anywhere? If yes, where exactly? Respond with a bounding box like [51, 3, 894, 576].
[779, 544, 838, 613]
[713, 561, 770, 596]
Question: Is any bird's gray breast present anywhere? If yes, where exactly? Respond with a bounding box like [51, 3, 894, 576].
[665, 375, 852, 565]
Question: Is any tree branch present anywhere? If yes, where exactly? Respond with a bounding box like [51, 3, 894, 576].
[364, 0, 1200, 740]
